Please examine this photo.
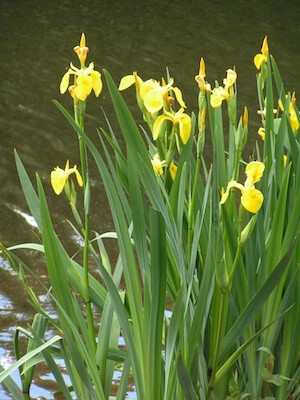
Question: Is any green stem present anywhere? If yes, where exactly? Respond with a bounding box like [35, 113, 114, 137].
[207, 291, 227, 395]
[75, 99, 95, 349]
[187, 155, 201, 266]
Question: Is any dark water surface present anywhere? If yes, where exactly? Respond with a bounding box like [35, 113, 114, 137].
[0, 0, 299, 398]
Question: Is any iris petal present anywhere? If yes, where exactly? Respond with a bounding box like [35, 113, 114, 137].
[241, 188, 264, 213]
[144, 88, 164, 113]
[90, 71, 102, 97]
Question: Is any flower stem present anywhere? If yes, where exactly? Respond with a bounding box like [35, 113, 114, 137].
[75, 100, 95, 349]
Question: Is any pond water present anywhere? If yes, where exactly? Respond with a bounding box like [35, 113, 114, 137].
[0, 0, 299, 398]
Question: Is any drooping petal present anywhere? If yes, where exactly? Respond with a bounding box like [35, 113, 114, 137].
[241, 188, 264, 213]
[60, 69, 73, 94]
[119, 75, 136, 91]
[90, 70, 102, 97]
[74, 75, 93, 101]
[51, 167, 68, 195]
[74, 168, 83, 187]
[220, 180, 245, 205]
[152, 115, 173, 140]
[258, 127, 265, 140]
[173, 87, 186, 108]
[178, 114, 191, 144]
[254, 54, 266, 70]
[144, 88, 164, 113]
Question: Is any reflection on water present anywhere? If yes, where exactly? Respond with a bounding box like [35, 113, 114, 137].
[1, 0, 299, 397]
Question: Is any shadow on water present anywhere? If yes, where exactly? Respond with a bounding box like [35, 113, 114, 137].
[0, 0, 299, 398]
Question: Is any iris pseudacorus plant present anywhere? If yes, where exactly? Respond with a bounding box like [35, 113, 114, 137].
[51, 160, 83, 195]
[60, 33, 102, 101]
[221, 161, 265, 213]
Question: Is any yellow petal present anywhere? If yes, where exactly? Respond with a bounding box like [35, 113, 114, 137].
[220, 180, 244, 205]
[80, 32, 86, 48]
[90, 70, 102, 97]
[261, 36, 269, 56]
[74, 168, 83, 186]
[74, 75, 93, 101]
[224, 69, 237, 88]
[139, 79, 157, 99]
[151, 154, 165, 176]
[144, 88, 164, 113]
[199, 57, 205, 77]
[60, 69, 73, 94]
[119, 75, 135, 91]
[245, 161, 265, 186]
[178, 114, 191, 144]
[254, 54, 266, 70]
[258, 127, 265, 141]
[51, 168, 68, 195]
[241, 188, 264, 213]
[210, 87, 226, 108]
[152, 115, 172, 140]
[173, 87, 186, 108]
[169, 162, 177, 180]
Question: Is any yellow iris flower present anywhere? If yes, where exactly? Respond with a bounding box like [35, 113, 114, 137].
[254, 36, 269, 70]
[151, 154, 166, 176]
[51, 160, 83, 195]
[220, 161, 265, 213]
[153, 108, 191, 144]
[119, 73, 186, 114]
[210, 69, 237, 108]
[60, 62, 102, 101]
[60, 33, 102, 101]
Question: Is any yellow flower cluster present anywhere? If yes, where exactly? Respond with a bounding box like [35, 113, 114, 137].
[119, 72, 191, 144]
[60, 33, 102, 102]
[221, 161, 265, 213]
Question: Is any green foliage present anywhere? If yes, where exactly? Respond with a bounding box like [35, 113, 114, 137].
[0, 38, 299, 399]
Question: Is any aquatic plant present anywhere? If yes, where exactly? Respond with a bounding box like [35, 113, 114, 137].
[0, 35, 299, 400]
